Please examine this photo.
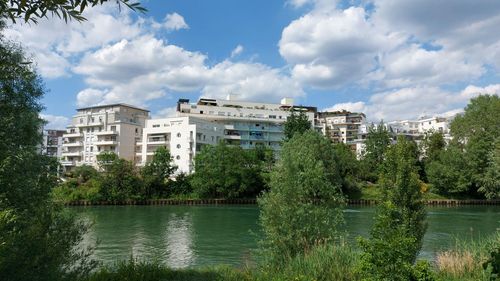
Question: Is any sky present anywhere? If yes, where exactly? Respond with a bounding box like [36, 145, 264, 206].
[5, 0, 500, 129]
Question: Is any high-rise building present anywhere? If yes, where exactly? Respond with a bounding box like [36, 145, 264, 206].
[61, 104, 149, 170]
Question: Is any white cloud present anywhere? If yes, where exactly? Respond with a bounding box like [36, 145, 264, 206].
[163, 12, 189, 31]
[230, 45, 244, 58]
[154, 107, 178, 119]
[322, 101, 367, 113]
[323, 84, 500, 122]
[280, 7, 394, 88]
[41, 114, 70, 129]
[76, 88, 108, 107]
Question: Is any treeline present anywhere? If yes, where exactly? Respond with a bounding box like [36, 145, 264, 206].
[360, 95, 499, 199]
[56, 95, 500, 203]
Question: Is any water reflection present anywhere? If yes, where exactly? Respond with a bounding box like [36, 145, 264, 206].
[164, 213, 195, 268]
[73, 205, 499, 268]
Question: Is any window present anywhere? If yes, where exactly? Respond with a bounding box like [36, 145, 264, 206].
[91, 117, 95, 122]
[176, 155, 180, 160]
[90, 147, 93, 152]
[80, 118, 83, 124]
[87, 128, 90, 132]
[177, 133, 181, 138]
[111, 126, 116, 131]
[152, 124, 160, 128]
[200, 111, 204, 114]
[91, 127, 94, 132]
[177, 144, 181, 149]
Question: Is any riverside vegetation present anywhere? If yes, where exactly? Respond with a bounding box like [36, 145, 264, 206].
[1, 3, 499, 281]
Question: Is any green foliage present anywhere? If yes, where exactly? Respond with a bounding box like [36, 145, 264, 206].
[332, 142, 362, 194]
[283, 111, 311, 141]
[141, 146, 177, 198]
[258, 131, 345, 266]
[0, 0, 146, 23]
[0, 32, 95, 280]
[359, 136, 427, 280]
[478, 141, 500, 199]
[412, 260, 438, 281]
[420, 131, 446, 163]
[98, 154, 142, 201]
[168, 172, 194, 196]
[483, 244, 500, 281]
[361, 121, 392, 181]
[191, 143, 270, 199]
[426, 146, 472, 195]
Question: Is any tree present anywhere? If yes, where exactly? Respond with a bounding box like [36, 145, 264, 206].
[426, 147, 472, 196]
[190, 143, 267, 198]
[283, 110, 311, 141]
[420, 130, 446, 163]
[450, 95, 500, 194]
[478, 140, 500, 199]
[360, 121, 391, 181]
[141, 146, 177, 198]
[332, 142, 361, 194]
[0, 0, 145, 23]
[98, 154, 141, 201]
[258, 131, 345, 266]
[0, 30, 95, 280]
[359, 136, 427, 280]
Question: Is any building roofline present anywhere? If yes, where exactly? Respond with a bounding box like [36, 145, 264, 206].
[77, 103, 150, 112]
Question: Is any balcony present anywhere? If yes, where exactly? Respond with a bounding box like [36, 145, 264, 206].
[76, 121, 104, 127]
[61, 151, 81, 157]
[62, 141, 83, 147]
[95, 140, 118, 146]
[95, 130, 118, 136]
[147, 139, 169, 145]
[63, 132, 83, 138]
[60, 160, 76, 166]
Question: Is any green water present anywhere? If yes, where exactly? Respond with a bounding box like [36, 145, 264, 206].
[73, 205, 500, 268]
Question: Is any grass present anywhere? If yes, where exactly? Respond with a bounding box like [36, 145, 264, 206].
[435, 231, 500, 281]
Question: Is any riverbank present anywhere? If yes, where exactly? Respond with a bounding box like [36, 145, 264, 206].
[64, 198, 500, 206]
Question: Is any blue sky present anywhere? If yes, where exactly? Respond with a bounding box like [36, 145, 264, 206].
[5, 0, 500, 129]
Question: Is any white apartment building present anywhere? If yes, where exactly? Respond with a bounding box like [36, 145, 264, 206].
[176, 96, 317, 152]
[61, 104, 149, 170]
[316, 110, 366, 149]
[138, 116, 224, 174]
[388, 116, 452, 140]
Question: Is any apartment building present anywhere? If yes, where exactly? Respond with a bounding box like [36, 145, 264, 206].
[61, 104, 149, 170]
[388, 116, 452, 140]
[176, 96, 317, 152]
[316, 110, 366, 151]
[138, 116, 224, 174]
[41, 129, 65, 158]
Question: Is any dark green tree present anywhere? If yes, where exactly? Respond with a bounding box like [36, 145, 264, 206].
[141, 146, 177, 198]
[478, 140, 500, 199]
[283, 110, 311, 141]
[359, 136, 427, 280]
[426, 147, 472, 195]
[0, 0, 145, 23]
[420, 130, 446, 163]
[332, 142, 361, 195]
[0, 29, 95, 280]
[360, 121, 392, 181]
[190, 143, 267, 198]
[98, 153, 141, 201]
[258, 131, 344, 266]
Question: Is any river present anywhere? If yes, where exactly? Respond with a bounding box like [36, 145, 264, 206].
[73, 205, 500, 268]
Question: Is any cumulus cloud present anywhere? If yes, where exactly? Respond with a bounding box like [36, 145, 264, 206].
[5, 3, 142, 78]
[324, 84, 500, 122]
[163, 12, 189, 31]
[154, 107, 178, 119]
[41, 114, 70, 129]
[279, 0, 500, 90]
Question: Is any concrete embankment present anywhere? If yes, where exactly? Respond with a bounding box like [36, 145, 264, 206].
[65, 199, 500, 206]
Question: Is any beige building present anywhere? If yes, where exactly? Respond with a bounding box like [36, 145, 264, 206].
[61, 104, 149, 170]
[316, 110, 366, 151]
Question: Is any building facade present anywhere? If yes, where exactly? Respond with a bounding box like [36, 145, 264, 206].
[41, 129, 65, 158]
[61, 104, 149, 170]
[316, 110, 366, 151]
[387, 116, 452, 141]
[176, 96, 316, 152]
[138, 116, 224, 174]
